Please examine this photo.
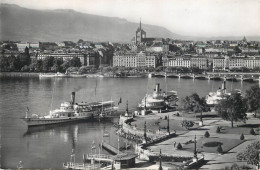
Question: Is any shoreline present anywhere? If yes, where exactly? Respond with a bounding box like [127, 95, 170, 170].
[0, 72, 41, 77]
[1, 72, 259, 82]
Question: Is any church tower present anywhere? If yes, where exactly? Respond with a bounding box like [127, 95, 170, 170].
[135, 18, 146, 44]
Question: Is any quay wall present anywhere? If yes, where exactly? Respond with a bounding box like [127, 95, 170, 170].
[120, 116, 183, 161]
[120, 115, 169, 139]
[0, 72, 40, 77]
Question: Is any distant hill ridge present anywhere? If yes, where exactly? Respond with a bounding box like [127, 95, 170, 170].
[0, 4, 178, 42]
[1, 4, 259, 42]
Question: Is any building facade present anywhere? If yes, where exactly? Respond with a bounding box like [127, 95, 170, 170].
[212, 57, 225, 71]
[244, 57, 260, 69]
[113, 52, 156, 68]
[190, 57, 208, 69]
[163, 56, 191, 68]
[37, 53, 86, 65]
[229, 57, 245, 69]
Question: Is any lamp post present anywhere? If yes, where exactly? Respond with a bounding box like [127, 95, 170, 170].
[193, 135, 198, 162]
[159, 149, 163, 170]
[144, 121, 147, 143]
[167, 115, 170, 134]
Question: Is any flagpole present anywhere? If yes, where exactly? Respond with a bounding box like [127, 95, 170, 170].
[99, 141, 100, 167]
[118, 135, 120, 154]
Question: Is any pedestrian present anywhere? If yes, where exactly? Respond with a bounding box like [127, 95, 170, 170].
[174, 141, 176, 147]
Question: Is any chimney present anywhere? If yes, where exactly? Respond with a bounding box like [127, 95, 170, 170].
[71, 92, 75, 104]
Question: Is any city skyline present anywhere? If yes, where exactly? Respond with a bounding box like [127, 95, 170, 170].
[1, 0, 260, 38]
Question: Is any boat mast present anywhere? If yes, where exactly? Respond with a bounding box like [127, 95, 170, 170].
[165, 72, 168, 95]
[117, 134, 120, 154]
[50, 79, 56, 113]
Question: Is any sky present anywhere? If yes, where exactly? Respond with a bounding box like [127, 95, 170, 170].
[2, 0, 260, 37]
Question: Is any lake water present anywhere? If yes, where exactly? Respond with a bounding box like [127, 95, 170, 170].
[0, 76, 258, 168]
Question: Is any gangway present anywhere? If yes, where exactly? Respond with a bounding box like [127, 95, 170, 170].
[86, 154, 113, 162]
[101, 142, 123, 155]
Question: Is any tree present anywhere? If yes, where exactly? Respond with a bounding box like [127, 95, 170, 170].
[237, 141, 259, 167]
[61, 61, 70, 72]
[69, 57, 81, 67]
[245, 85, 260, 117]
[217, 144, 223, 153]
[204, 131, 210, 138]
[216, 93, 247, 128]
[176, 143, 182, 150]
[77, 39, 84, 44]
[240, 134, 244, 140]
[216, 126, 221, 133]
[35, 59, 43, 72]
[181, 120, 194, 129]
[0, 56, 9, 71]
[51, 58, 63, 72]
[42, 56, 54, 72]
[8, 55, 21, 71]
[19, 46, 31, 66]
[249, 128, 256, 135]
[181, 93, 209, 120]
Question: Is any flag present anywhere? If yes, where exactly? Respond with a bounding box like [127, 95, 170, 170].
[118, 97, 122, 105]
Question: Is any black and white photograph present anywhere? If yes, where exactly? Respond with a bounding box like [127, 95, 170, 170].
[0, 0, 260, 169]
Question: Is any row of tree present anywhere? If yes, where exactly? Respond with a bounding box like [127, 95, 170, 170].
[0, 54, 82, 72]
[181, 85, 260, 127]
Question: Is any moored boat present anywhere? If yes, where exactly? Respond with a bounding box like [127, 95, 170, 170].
[39, 72, 69, 78]
[206, 80, 241, 106]
[22, 92, 118, 127]
[138, 83, 178, 111]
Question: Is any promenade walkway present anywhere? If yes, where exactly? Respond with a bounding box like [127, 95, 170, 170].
[145, 113, 259, 169]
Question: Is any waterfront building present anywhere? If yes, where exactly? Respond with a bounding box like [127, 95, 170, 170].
[37, 53, 86, 65]
[229, 57, 245, 69]
[190, 57, 208, 69]
[113, 52, 156, 68]
[163, 56, 190, 68]
[212, 57, 225, 71]
[244, 56, 260, 69]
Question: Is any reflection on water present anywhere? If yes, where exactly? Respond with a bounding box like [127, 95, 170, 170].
[19, 121, 116, 168]
[0, 76, 257, 168]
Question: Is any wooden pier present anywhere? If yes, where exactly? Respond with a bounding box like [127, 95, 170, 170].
[101, 142, 123, 155]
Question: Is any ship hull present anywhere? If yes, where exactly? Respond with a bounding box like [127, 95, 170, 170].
[22, 116, 92, 127]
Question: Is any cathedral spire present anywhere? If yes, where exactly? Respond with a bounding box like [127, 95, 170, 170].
[140, 18, 142, 30]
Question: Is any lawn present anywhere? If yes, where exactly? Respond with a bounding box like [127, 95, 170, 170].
[129, 117, 188, 132]
[183, 137, 245, 154]
[215, 126, 259, 135]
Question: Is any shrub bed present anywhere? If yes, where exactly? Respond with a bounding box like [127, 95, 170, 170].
[203, 142, 223, 147]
